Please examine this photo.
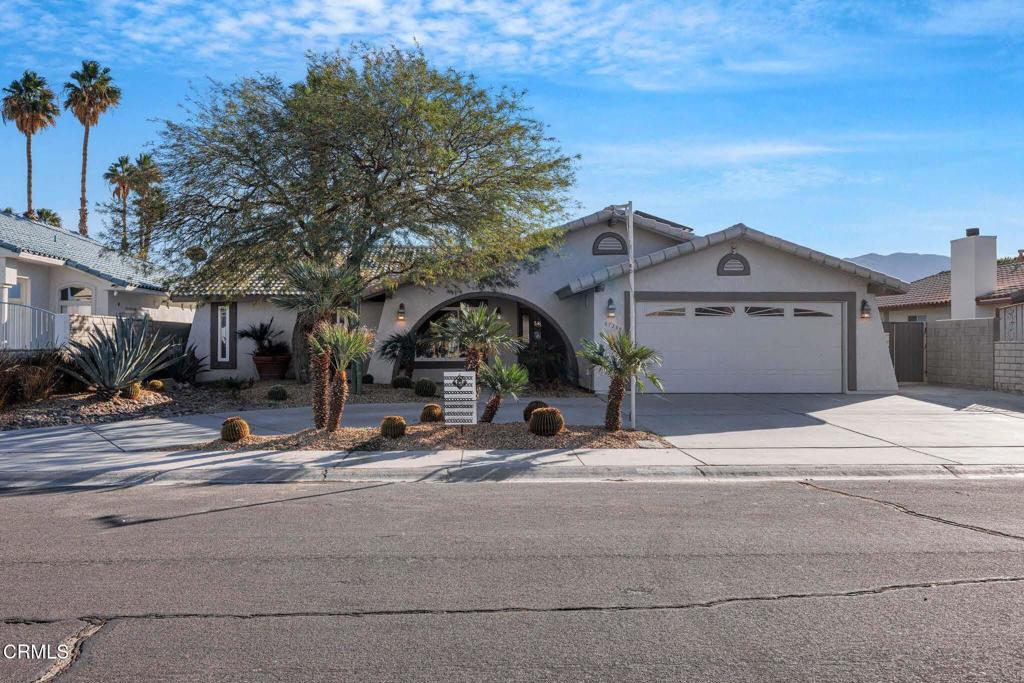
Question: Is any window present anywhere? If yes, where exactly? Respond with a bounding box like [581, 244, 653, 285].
[592, 232, 627, 255]
[217, 305, 230, 362]
[794, 307, 833, 318]
[716, 252, 751, 276]
[646, 306, 686, 317]
[907, 315, 927, 322]
[745, 306, 783, 317]
[695, 306, 735, 317]
[209, 302, 236, 369]
[59, 285, 93, 315]
[7, 276, 29, 305]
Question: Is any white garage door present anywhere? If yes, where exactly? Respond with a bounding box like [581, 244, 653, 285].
[636, 301, 844, 393]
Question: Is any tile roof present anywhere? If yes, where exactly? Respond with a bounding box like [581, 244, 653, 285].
[0, 211, 170, 291]
[877, 259, 1024, 309]
[559, 206, 693, 242]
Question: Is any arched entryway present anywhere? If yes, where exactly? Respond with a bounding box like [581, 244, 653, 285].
[400, 292, 580, 385]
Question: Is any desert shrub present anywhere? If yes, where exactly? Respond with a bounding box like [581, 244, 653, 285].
[221, 416, 250, 442]
[168, 344, 207, 385]
[267, 385, 289, 401]
[414, 378, 436, 397]
[0, 351, 18, 408]
[119, 381, 142, 401]
[362, 374, 374, 385]
[147, 379, 165, 392]
[528, 407, 564, 436]
[212, 376, 254, 397]
[420, 403, 443, 422]
[391, 375, 413, 389]
[523, 400, 548, 423]
[17, 365, 58, 402]
[380, 415, 407, 438]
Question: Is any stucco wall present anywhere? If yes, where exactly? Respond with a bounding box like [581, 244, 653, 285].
[994, 342, 1024, 393]
[882, 306, 951, 323]
[186, 298, 298, 381]
[925, 318, 996, 389]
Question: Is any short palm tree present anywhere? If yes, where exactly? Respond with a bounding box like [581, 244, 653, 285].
[34, 208, 61, 228]
[271, 259, 363, 383]
[578, 331, 664, 431]
[429, 303, 524, 372]
[378, 330, 429, 378]
[2, 71, 59, 219]
[64, 60, 121, 236]
[104, 155, 134, 252]
[309, 325, 376, 431]
[478, 357, 529, 423]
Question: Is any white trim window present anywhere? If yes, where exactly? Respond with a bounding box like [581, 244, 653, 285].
[59, 285, 93, 315]
[217, 304, 231, 363]
[7, 276, 29, 305]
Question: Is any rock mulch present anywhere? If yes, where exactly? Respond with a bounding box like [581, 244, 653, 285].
[200, 423, 670, 452]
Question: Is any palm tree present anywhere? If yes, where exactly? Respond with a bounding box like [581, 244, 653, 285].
[272, 258, 363, 384]
[130, 153, 162, 258]
[378, 330, 429, 378]
[103, 156, 133, 252]
[309, 325, 375, 431]
[35, 208, 61, 228]
[578, 331, 664, 432]
[64, 61, 121, 236]
[478, 357, 529, 423]
[429, 303, 524, 372]
[2, 71, 59, 219]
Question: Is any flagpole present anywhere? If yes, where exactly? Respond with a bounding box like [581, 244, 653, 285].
[626, 201, 636, 431]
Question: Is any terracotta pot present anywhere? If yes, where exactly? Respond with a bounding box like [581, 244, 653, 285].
[253, 353, 291, 381]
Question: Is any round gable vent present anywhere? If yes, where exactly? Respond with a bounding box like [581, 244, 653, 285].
[717, 252, 750, 276]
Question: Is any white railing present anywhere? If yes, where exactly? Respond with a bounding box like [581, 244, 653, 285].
[0, 302, 59, 350]
[999, 303, 1024, 342]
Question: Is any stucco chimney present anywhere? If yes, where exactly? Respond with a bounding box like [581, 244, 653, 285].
[950, 228, 996, 319]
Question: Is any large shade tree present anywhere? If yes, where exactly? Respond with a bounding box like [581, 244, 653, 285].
[64, 60, 121, 236]
[2, 71, 59, 219]
[153, 45, 575, 378]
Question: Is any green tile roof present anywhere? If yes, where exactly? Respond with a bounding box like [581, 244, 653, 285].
[0, 212, 170, 291]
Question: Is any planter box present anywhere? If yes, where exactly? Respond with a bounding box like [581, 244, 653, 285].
[253, 353, 291, 380]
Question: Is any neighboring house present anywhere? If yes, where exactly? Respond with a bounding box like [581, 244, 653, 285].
[0, 211, 193, 350]
[176, 206, 906, 394]
[878, 229, 1024, 322]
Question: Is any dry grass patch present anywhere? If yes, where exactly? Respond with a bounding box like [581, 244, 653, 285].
[200, 422, 670, 452]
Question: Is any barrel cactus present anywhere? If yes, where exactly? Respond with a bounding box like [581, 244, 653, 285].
[380, 415, 407, 438]
[146, 379, 165, 392]
[414, 378, 436, 397]
[522, 400, 549, 422]
[267, 385, 289, 401]
[420, 403, 444, 423]
[119, 381, 142, 401]
[528, 407, 564, 436]
[221, 416, 250, 443]
[392, 375, 413, 389]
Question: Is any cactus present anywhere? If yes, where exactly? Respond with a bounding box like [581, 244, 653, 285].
[146, 379, 165, 392]
[392, 375, 413, 389]
[380, 415, 407, 439]
[420, 403, 444, 423]
[221, 416, 250, 442]
[414, 378, 436, 397]
[528, 407, 564, 436]
[522, 400, 548, 422]
[363, 374, 374, 385]
[267, 385, 289, 401]
[119, 381, 142, 401]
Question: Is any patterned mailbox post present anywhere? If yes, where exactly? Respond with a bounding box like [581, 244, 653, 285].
[443, 371, 477, 425]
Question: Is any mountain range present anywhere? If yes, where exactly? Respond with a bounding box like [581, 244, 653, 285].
[845, 252, 950, 283]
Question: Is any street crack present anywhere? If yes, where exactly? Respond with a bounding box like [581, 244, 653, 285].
[32, 618, 106, 682]
[798, 481, 1024, 542]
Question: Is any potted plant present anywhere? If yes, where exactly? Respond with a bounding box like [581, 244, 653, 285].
[238, 319, 291, 380]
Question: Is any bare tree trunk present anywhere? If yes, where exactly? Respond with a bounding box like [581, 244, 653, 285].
[481, 393, 502, 423]
[605, 376, 625, 431]
[326, 369, 348, 432]
[78, 124, 90, 236]
[310, 351, 330, 429]
[25, 134, 34, 218]
[291, 311, 314, 383]
[120, 195, 129, 253]
[465, 347, 481, 372]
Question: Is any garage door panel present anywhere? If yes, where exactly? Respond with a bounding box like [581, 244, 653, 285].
[637, 301, 844, 393]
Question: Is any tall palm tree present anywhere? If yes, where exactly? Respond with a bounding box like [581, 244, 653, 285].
[478, 357, 529, 423]
[34, 208, 62, 228]
[429, 303, 524, 372]
[103, 156, 134, 252]
[2, 71, 59, 219]
[309, 325, 376, 431]
[64, 60, 121, 236]
[271, 259, 363, 383]
[130, 153, 161, 259]
[578, 331, 664, 431]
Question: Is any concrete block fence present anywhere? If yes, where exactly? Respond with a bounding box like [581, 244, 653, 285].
[995, 342, 1024, 393]
[925, 318, 997, 390]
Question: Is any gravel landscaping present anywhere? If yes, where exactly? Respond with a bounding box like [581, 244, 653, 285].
[200, 423, 670, 451]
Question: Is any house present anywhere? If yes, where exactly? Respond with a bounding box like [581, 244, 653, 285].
[176, 206, 906, 393]
[0, 211, 192, 350]
[878, 229, 1024, 322]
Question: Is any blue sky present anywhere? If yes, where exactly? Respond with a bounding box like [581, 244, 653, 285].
[2, 0, 1023, 258]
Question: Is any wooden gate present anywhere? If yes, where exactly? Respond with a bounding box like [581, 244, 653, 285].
[883, 322, 925, 382]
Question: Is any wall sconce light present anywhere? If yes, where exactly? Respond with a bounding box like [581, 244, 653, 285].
[860, 299, 871, 319]
[607, 298, 617, 318]
[397, 303, 406, 322]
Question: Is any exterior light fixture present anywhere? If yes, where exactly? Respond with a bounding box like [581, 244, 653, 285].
[860, 299, 871, 319]
[397, 303, 406, 322]
[607, 298, 617, 318]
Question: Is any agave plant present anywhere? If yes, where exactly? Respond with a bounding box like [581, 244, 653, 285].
[478, 356, 529, 423]
[578, 331, 663, 431]
[61, 315, 184, 400]
[309, 325, 376, 431]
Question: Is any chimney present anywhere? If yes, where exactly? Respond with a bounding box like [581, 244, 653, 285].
[950, 228, 996, 319]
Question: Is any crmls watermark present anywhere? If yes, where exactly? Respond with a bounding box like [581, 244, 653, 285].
[3, 643, 71, 660]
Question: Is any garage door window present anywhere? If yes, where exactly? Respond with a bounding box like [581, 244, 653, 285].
[645, 306, 686, 317]
[794, 307, 833, 317]
[744, 306, 784, 317]
[695, 306, 734, 317]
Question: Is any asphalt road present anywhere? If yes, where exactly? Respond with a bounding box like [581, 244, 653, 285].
[2, 479, 1024, 681]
